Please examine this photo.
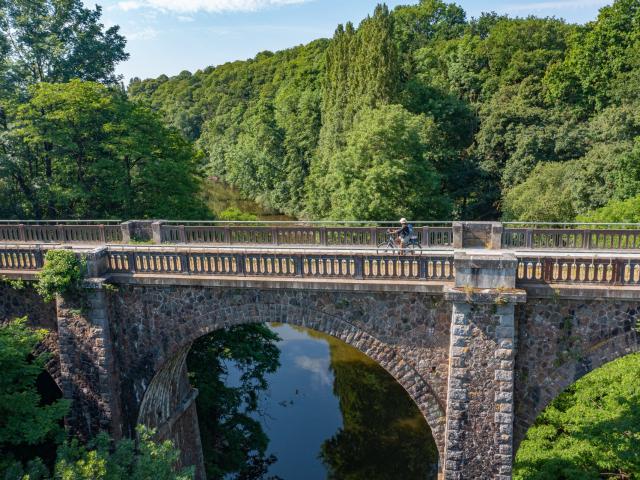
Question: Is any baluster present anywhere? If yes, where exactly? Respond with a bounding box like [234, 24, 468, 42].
[354, 256, 363, 279]
[526, 229, 533, 249]
[419, 257, 427, 280]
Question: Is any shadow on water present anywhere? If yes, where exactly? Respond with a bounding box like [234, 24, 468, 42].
[188, 323, 438, 480]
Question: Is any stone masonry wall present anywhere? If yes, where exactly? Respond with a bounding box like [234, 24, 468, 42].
[444, 300, 516, 480]
[56, 285, 123, 440]
[106, 284, 452, 456]
[514, 297, 640, 447]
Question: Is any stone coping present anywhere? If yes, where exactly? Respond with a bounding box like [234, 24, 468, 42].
[5, 268, 640, 299]
[522, 283, 640, 300]
[444, 286, 527, 304]
[104, 273, 452, 293]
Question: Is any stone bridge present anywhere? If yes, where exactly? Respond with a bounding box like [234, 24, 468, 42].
[1, 220, 640, 480]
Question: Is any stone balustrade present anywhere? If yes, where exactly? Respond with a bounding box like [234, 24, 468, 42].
[106, 247, 455, 282]
[6, 242, 640, 288]
[0, 221, 122, 244]
[4, 219, 640, 251]
[502, 226, 640, 250]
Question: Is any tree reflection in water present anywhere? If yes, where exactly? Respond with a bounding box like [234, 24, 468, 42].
[312, 329, 439, 480]
[188, 323, 438, 480]
[187, 324, 282, 480]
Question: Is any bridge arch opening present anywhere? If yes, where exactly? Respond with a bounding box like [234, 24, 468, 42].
[136, 315, 445, 479]
[514, 350, 640, 479]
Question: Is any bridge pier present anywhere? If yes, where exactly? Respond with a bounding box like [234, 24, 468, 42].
[56, 279, 123, 440]
[443, 252, 525, 479]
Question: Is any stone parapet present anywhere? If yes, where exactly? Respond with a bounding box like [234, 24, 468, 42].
[454, 251, 518, 289]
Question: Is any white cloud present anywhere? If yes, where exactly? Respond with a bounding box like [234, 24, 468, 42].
[294, 355, 332, 387]
[117, 1, 146, 11]
[117, 0, 312, 13]
[126, 26, 159, 40]
[505, 0, 609, 12]
[177, 15, 195, 21]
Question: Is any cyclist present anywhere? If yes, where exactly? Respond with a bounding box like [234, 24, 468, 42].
[391, 218, 412, 249]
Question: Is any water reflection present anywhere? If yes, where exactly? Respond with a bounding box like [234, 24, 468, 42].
[188, 323, 438, 479]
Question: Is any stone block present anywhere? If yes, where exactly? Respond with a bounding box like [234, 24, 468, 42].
[495, 392, 513, 403]
[494, 348, 513, 360]
[500, 360, 514, 370]
[499, 314, 515, 327]
[495, 370, 513, 382]
[499, 444, 513, 456]
[495, 412, 512, 424]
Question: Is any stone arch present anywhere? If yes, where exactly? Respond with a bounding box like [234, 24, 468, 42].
[136, 302, 447, 465]
[515, 330, 640, 449]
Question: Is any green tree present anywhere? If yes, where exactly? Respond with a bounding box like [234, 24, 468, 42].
[502, 162, 577, 222]
[0, 318, 69, 473]
[514, 353, 640, 479]
[50, 427, 193, 480]
[0, 80, 209, 219]
[187, 325, 281, 479]
[577, 195, 640, 223]
[545, 0, 640, 110]
[0, 0, 128, 95]
[327, 104, 450, 220]
[307, 5, 400, 217]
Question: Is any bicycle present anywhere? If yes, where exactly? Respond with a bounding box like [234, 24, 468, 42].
[377, 229, 422, 253]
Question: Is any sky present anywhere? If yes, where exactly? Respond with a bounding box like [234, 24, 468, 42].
[89, 0, 613, 83]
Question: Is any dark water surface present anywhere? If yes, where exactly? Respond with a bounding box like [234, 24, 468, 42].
[191, 323, 438, 480]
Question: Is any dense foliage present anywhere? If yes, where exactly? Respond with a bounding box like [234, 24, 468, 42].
[129, 0, 640, 222]
[5, 427, 193, 480]
[48, 427, 193, 480]
[0, 0, 210, 220]
[0, 80, 209, 219]
[0, 0, 128, 93]
[514, 353, 640, 479]
[187, 325, 281, 479]
[0, 319, 190, 480]
[0, 318, 69, 473]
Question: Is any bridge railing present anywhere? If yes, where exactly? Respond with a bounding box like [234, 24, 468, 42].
[105, 247, 456, 282]
[158, 222, 454, 248]
[6, 243, 640, 287]
[502, 223, 640, 250]
[0, 221, 122, 244]
[6, 220, 640, 252]
[515, 255, 640, 285]
[0, 245, 45, 270]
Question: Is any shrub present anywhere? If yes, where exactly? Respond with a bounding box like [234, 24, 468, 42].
[36, 250, 86, 302]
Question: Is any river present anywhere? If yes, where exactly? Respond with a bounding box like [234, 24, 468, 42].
[202, 181, 294, 221]
[188, 323, 439, 480]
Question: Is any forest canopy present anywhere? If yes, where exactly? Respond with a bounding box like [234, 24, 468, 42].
[0, 0, 209, 220]
[129, 0, 640, 222]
